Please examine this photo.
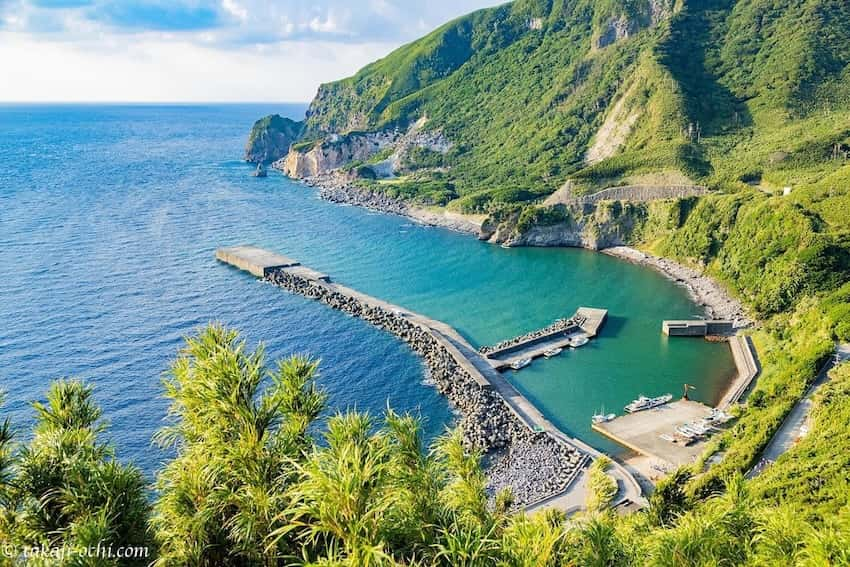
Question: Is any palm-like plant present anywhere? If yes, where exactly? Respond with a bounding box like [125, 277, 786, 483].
[12, 380, 151, 565]
[151, 324, 325, 566]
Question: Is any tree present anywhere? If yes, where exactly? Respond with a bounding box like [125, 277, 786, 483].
[151, 324, 325, 566]
[11, 380, 151, 566]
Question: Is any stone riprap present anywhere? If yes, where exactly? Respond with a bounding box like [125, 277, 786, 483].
[479, 317, 579, 356]
[264, 268, 587, 508]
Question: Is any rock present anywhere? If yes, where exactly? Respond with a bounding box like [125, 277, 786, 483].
[251, 163, 267, 177]
[245, 114, 305, 164]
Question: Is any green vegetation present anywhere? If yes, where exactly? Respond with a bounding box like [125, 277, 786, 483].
[585, 456, 617, 512]
[294, 0, 850, 211]
[2, 327, 849, 565]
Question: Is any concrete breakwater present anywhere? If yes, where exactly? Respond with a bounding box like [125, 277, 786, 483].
[261, 267, 587, 507]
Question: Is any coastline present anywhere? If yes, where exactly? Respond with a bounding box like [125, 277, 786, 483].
[298, 173, 751, 327]
[303, 173, 484, 235]
[601, 246, 751, 325]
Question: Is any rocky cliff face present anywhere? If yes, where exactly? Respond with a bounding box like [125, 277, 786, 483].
[481, 201, 659, 250]
[275, 131, 400, 178]
[244, 114, 305, 164]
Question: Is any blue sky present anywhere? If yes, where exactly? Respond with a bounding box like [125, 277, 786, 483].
[0, 0, 504, 101]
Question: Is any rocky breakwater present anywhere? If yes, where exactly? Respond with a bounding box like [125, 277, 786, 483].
[264, 269, 587, 508]
[479, 317, 578, 356]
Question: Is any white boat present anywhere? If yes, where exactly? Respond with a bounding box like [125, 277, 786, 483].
[676, 425, 701, 438]
[510, 357, 532, 370]
[624, 393, 673, 413]
[569, 335, 589, 348]
[592, 412, 616, 424]
[543, 347, 563, 358]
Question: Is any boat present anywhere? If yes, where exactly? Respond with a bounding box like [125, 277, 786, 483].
[624, 393, 673, 413]
[543, 347, 563, 358]
[592, 412, 616, 424]
[510, 357, 532, 370]
[569, 335, 589, 348]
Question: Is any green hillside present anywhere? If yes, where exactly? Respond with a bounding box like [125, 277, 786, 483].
[299, 0, 850, 211]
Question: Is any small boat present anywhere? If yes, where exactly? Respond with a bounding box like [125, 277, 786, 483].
[543, 347, 563, 358]
[510, 358, 532, 370]
[624, 393, 672, 413]
[592, 412, 616, 424]
[569, 335, 589, 348]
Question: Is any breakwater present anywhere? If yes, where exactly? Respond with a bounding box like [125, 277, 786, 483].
[207, 246, 604, 509]
[480, 318, 576, 356]
[264, 268, 584, 506]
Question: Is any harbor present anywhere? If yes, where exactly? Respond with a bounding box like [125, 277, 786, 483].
[591, 321, 759, 476]
[216, 245, 643, 511]
[592, 399, 731, 467]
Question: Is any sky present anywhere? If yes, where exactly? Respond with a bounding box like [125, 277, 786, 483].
[0, 0, 504, 102]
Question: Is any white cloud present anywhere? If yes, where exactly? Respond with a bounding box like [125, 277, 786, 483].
[221, 0, 248, 22]
[0, 31, 393, 102]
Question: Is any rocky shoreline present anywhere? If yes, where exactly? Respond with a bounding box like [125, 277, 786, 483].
[264, 269, 585, 508]
[303, 177, 749, 325]
[300, 172, 481, 235]
[601, 246, 751, 324]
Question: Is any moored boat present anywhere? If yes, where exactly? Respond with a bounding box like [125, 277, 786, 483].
[510, 357, 532, 370]
[543, 347, 563, 358]
[624, 393, 672, 413]
[592, 412, 616, 424]
[569, 335, 589, 348]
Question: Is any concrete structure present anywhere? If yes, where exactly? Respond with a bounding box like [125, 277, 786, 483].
[719, 335, 760, 409]
[215, 245, 300, 277]
[485, 308, 607, 371]
[593, 400, 718, 467]
[216, 246, 645, 512]
[662, 319, 734, 336]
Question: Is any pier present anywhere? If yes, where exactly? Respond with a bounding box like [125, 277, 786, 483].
[482, 307, 607, 371]
[662, 319, 734, 336]
[216, 245, 644, 512]
[592, 400, 720, 467]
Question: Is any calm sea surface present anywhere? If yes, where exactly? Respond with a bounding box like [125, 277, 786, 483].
[0, 104, 736, 475]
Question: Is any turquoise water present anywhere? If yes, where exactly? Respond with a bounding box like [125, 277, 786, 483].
[0, 104, 735, 475]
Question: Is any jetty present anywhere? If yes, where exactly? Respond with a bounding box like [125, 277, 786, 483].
[216, 245, 644, 512]
[481, 307, 607, 371]
[662, 319, 734, 336]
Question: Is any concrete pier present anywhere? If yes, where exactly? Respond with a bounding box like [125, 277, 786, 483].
[215, 245, 301, 277]
[482, 307, 608, 370]
[662, 319, 734, 336]
[592, 400, 720, 467]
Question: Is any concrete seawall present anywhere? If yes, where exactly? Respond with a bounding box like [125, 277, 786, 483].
[216, 245, 645, 511]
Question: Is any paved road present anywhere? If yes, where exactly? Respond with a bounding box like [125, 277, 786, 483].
[750, 343, 850, 475]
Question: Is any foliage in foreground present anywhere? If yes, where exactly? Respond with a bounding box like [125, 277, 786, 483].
[1, 325, 849, 565]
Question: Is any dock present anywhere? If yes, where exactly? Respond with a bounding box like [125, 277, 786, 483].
[592, 400, 719, 467]
[482, 307, 608, 371]
[662, 319, 734, 336]
[216, 245, 645, 511]
[215, 246, 301, 277]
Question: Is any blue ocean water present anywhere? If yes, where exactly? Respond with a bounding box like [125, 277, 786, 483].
[0, 104, 735, 476]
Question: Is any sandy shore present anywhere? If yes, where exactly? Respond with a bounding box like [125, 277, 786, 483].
[602, 246, 751, 325]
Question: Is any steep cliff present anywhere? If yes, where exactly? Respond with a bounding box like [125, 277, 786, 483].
[244, 114, 305, 164]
